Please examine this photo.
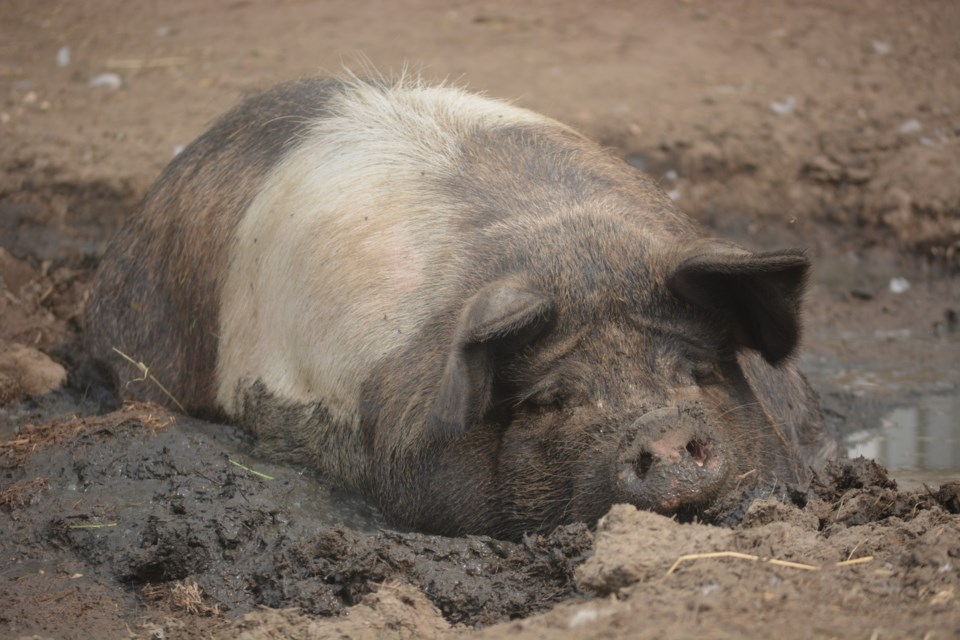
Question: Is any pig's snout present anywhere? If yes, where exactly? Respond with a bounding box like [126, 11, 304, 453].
[616, 405, 730, 513]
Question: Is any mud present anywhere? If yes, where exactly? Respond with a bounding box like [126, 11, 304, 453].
[3, 404, 958, 639]
[1, 404, 591, 637]
[2, 1, 959, 638]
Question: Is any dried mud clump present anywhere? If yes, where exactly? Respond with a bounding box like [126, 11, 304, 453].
[233, 583, 451, 640]
[934, 481, 960, 514]
[0, 476, 48, 511]
[804, 457, 955, 527]
[0, 341, 67, 405]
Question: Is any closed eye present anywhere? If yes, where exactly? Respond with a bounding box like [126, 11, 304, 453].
[525, 387, 567, 412]
[692, 361, 723, 386]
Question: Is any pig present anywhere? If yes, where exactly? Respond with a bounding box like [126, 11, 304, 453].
[85, 76, 838, 540]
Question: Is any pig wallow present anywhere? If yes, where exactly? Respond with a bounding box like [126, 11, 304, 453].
[85, 76, 838, 539]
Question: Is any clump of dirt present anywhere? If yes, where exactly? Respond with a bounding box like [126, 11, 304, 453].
[232, 583, 451, 640]
[548, 497, 960, 640]
[934, 481, 960, 513]
[803, 458, 953, 527]
[575, 459, 959, 600]
[0, 475, 48, 511]
[0, 341, 67, 405]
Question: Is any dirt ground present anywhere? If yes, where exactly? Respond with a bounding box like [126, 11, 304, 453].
[2, 0, 960, 638]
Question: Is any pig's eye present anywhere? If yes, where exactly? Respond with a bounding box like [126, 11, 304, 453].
[526, 388, 566, 412]
[692, 362, 722, 386]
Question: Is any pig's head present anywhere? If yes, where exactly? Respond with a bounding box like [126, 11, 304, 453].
[422, 237, 812, 538]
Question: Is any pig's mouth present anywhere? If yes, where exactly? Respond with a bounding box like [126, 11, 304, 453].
[612, 404, 733, 516]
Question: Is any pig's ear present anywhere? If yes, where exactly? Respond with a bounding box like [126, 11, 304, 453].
[668, 246, 810, 365]
[429, 281, 554, 440]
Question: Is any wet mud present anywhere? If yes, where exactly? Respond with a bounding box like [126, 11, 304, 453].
[2, 404, 592, 637]
[4, 396, 958, 638]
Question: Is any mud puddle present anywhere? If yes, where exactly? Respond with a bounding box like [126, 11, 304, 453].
[801, 250, 960, 490]
[844, 388, 960, 482]
[805, 344, 960, 487]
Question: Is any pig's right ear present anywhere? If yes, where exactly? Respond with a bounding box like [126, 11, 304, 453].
[668, 245, 810, 366]
[429, 281, 554, 441]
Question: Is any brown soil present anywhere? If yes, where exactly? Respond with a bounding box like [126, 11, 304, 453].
[2, 1, 959, 638]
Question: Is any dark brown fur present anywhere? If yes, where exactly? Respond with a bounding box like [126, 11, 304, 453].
[354, 121, 832, 536]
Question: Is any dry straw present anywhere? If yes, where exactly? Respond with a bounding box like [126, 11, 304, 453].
[666, 551, 874, 576]
[228, 459, 275, 481]
[112, 347, 185, 412]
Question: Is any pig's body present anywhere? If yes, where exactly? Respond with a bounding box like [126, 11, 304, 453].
[86, 77, 837, 539]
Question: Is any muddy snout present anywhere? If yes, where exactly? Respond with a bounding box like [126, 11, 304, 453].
[616, 404, 730, 514]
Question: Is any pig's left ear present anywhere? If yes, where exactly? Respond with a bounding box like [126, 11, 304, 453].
[429, 281, 554, 441]
[668, 246, 810, 365]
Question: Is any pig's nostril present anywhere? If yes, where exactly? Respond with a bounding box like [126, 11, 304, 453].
[636, 450, 654, 476]
[685, 438, 711, 467]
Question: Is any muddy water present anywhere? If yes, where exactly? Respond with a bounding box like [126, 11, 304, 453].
[850, 395, 960, 481]
[803, 252, 960, 490]
[826, 373, 960, 489]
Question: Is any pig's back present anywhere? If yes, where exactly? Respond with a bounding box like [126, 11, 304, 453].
[85, 78, 347, 412]
[215, 79, 563, 425]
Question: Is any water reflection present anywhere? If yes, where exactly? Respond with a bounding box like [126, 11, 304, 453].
[845, 393, 960, 472]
